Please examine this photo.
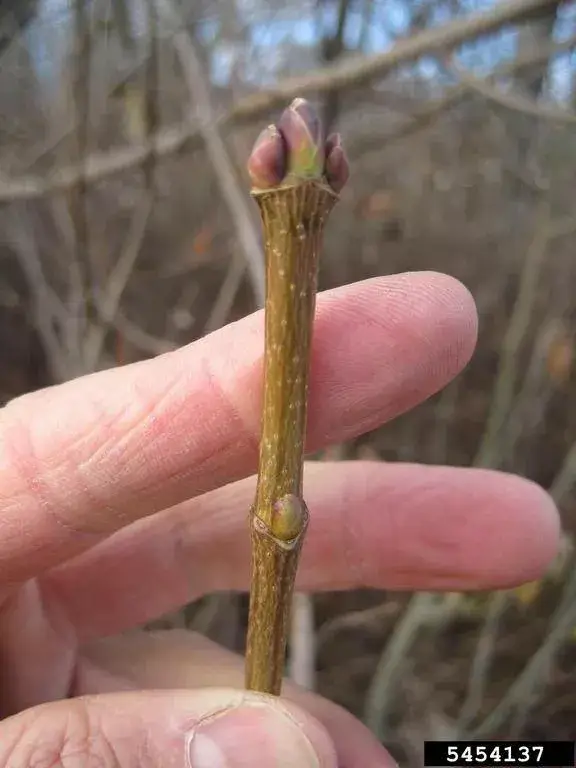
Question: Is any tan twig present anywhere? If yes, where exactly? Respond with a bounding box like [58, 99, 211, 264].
[0, 0, 560, 202]
[158, 0, 319, 688]
[245, 177, 339, 695]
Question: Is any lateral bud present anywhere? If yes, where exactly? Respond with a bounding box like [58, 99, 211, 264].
[247, 125, 286, 189]
[270, 494, 309, 542]
[324, 133, 350, 193]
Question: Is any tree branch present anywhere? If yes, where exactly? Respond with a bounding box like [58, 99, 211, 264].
[155, 0, 266, 308]
[0, 0, 561, 202]
[445, 55, 576, 124]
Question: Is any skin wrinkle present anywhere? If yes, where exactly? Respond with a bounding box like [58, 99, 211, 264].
[82, 373, 209, 514]
[0, 408, 109, 544]
[5, 384, 119, 517]
[3, 705, 69, 768]
[198, 351, 261, 482]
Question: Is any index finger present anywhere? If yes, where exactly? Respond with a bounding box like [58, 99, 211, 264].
[0, 271, 476, 583]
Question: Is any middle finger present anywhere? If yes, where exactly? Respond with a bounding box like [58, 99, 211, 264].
[46, 460, 559, 640]
[0, 273, 474, 585]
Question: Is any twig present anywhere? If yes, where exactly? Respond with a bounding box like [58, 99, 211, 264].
[445, 56, 576, 124]
[158, 0, 322, 686]
[0, 0, 561, 202]
[160, 1, 322, 684]
[243, 101, 346, 695]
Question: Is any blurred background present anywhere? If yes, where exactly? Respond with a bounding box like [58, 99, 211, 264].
[0, 0, 575, 763]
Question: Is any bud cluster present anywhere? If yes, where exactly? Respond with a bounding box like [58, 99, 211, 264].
[247, 98, 349, 194]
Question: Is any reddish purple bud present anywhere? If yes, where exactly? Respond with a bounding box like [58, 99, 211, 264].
[324, 133, 349, 193]
[277, 98, 324, 179]
[247, 125, 286, 189]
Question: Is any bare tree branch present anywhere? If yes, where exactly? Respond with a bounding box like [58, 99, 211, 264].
[352, 34, 576, 154]
[0, 0, 562, 202]
[446, 55, 576, 124]
[155, 0, 265, 307]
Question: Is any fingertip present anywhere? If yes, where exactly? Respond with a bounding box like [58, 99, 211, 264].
[494, 474, 561, 583]
[399, 270, 479, 373]
[444, 468, 562, 588]
[308, 272, 478, 441]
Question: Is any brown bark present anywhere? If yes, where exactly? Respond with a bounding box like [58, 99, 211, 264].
[245, 180, 337, 695]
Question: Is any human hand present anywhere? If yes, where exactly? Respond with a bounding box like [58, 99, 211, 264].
[0, 272, 559, 767]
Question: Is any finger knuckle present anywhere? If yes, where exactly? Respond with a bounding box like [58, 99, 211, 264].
[0, 395, 100, 540]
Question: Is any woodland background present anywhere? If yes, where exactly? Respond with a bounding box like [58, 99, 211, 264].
[0, 0, 575, 764]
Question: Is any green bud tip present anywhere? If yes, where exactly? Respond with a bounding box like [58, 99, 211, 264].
[277, 97, 324, 181]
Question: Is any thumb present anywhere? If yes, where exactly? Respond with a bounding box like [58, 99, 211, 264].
[0, 688, 338, 767]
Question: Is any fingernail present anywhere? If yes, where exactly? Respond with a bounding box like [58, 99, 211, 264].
[187, 701, 322, 767]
